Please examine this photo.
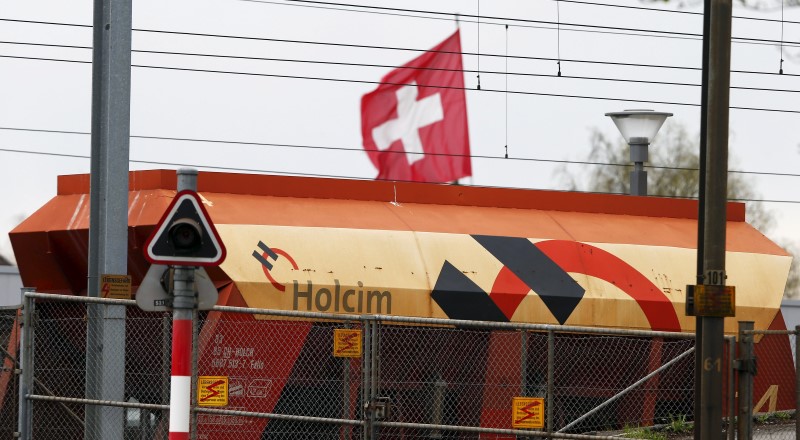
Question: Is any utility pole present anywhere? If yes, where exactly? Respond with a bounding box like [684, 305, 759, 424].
[85, 0, 132, 438]
[694, 0, 711, 437]
[699, 1, 732, 439]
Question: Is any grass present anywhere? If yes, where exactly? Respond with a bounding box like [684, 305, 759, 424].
[774, 411, 793, 421]
[754, 410, 795, 424]
[623, 425, 668, 440]
[756, 413, 771, 424]
[666, 414, 692, 434]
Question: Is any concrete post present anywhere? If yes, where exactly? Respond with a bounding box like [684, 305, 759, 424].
[85, 0, 132, 437]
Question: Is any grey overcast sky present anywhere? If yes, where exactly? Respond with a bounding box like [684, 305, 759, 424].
[1, 0, 800, 265]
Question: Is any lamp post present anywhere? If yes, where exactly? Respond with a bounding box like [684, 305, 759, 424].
[605, 109, 673, 196]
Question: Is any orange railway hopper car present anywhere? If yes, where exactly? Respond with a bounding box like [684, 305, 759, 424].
[7, 170, 794, 437]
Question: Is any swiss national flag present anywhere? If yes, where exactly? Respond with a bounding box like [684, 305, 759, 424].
[361, 31, 471, 183]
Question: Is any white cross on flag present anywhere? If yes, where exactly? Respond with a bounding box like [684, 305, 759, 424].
[361, 31, 471, 183]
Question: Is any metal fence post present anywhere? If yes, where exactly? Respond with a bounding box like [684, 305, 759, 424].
[736, 321, 754, 440]
[521, 330, 528, 396]
[191, 308, 199, 440]
[727, 336, 735, 440]
[370, 320, 379, 439]
[161, 314, 170, 440]
[18, 288, 35, 440]
[546, 329, 554, 433]
[362, 319, 372, 440]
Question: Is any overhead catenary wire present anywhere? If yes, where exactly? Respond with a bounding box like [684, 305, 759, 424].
[0, 146, 353, 180]
[3, 125, 800, 179]
[3, 8, 800, 50]
[0, 145, 796, 204]
[556, 0, 562, 76]
[278, 0, 800, 37]
[4, 39, 800, 92]
[476, 0, 481, 90]
[557, 0, 704, 16]
[6, 53, 800, 114]
[3, 10, 798, 158]
[284, 0, 800, 26]
[238, 0, 788, 47]
[780, 0, 786, 74]
[4, 22, 798, 78]
[505, 24, 509, 159]
[560, 0, 800, 26]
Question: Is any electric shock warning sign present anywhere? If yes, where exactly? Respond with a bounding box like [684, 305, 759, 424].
[198, 376, 228, 407]
[100, 274, 131, 300]
[333, 329, 362, 358]
[512, 397, 544, 429]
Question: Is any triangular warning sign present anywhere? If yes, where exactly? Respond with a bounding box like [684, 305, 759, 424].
[144, 190, 226, 266]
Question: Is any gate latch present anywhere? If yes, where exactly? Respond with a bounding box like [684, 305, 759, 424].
[733, 357, 757, 375]
[365, 397, 391, 420]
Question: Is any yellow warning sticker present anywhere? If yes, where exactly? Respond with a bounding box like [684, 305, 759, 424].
[512, 397, 544, 429]
[333, 329, 362, 358]
[100, 274, 131, 300]
[694, 284, 736, 317]
[198, 376, 228, 407]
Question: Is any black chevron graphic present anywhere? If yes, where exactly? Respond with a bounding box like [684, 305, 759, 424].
[471, 235, 585, 325]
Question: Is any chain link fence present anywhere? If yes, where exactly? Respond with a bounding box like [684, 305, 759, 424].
[16, 292, 796, 439]
[0, 308, 20, 439]
[737, 326, 798, 440]
[22, 297, 171, 439]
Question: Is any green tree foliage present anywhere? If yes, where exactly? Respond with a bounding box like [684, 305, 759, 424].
[559, 123, 799, 297]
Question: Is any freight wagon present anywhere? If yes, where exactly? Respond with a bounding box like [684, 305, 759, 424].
[5, 170, 794, 438]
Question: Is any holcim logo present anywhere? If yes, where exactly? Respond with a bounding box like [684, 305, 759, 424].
[252, 241, 298, 292]
[252, 241, 392, 314]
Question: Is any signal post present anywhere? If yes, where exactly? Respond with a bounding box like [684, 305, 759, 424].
[143, 169, 226, 440]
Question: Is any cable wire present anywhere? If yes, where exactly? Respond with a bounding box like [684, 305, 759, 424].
[272, 0, 800, 45]
[6, 52, 800, 113]
[233, 0, 708, 45]
[4, 17, 800, 71]
[1, 145, 797, 204]
[113, 32, 800, 74]
[3, 125, 800, 178]
[5, 39, 800, 92]
[3, 8, 799, 49]
[285, 0, 800, 26]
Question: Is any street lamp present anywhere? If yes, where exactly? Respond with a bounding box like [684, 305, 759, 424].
[605, 109, 673, 196]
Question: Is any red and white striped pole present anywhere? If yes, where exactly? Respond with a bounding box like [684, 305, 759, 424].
[169, 272, 193, 440]
[169, 169, 198, 440]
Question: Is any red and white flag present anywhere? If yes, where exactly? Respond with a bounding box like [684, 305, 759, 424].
[361, 30, 471, 183]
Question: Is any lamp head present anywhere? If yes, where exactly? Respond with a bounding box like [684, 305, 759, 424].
[605, 109, 673, 144]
